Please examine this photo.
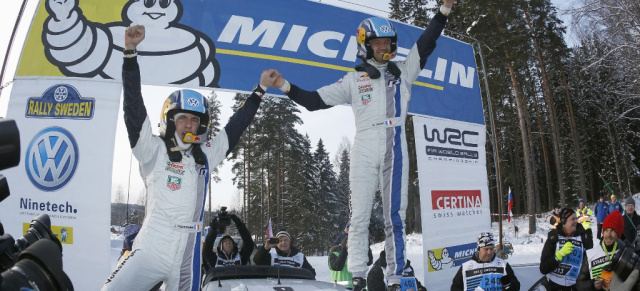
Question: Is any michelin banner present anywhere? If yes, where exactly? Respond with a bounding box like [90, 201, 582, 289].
[413, 115, 490, 290]
[0, 78, 121, 290]
[17, 0, 481, 123]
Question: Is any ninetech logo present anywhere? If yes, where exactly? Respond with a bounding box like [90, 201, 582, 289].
[431, 190, 482, 210]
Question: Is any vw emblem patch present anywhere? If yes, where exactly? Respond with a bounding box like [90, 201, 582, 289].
[187, 97, 200, 107]
[25, 127, 79, 191]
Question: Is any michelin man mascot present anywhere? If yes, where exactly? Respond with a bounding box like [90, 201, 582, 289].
[43, 0, 220, 87]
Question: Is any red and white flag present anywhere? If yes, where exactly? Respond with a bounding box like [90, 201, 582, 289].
[266, 218, 273, 238]
[508, 187, 513, 223]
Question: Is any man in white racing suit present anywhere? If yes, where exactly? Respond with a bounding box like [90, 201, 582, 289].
[102, 25, 279, 291]
[263, 1, 454, 289]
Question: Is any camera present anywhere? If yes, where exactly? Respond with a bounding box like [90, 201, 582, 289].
[603, 238, 640, 282]
[268, 238, 279, 244]
[217, 206, 231, 227]
[0, 118, 74, 290]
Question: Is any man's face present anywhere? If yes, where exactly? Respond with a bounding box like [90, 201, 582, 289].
[369, 38, 392, 63]
[612, 197, 617, 203]
[563, 215, 577, 235]
[600, 198, 604, 203]
[555, 208, 560, 215]
[627, 204, 635, 214]
[277, 236, 291, 253]
[174, 113, 199, 139]
[478, 246, 495, 263]
[603, 228, 618, 247]
[221, 238, 234, 254]
[579, 202, 585, 209]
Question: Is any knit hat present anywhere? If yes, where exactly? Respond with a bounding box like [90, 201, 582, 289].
[477, 232, 495, 249]
[558, 208, 576, 226]
[626, 197, 636, 206]
[603, 210, 624, 236]
[276, 230, 292, 241]
[578, 199, 584, 204]
[611, 195, 616, 199]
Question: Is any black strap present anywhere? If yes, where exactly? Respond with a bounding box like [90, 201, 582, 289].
[354, 61, 381, 79]
[387, 61, 401, 79]
[192, 144, 206, 165]
[354, 61, 402, 79]
[164, 138, 182, 163]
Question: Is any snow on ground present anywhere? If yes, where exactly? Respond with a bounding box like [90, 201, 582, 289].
[109, 214, 554, 283]
[113, 194, 640, 285]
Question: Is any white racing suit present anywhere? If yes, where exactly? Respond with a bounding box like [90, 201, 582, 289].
[102, 57, 261, 291]
[286, 12, 448, 284]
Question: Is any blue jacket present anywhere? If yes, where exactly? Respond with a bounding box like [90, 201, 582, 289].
[594, 201, 609, 223]
[609, 201, 623, 214]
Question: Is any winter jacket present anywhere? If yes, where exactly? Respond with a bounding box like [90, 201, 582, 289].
[594, 202, 609, 223]
[609, 201, 623, 214]
[202, 214, 255, 272]
[623, 211, 640, 243]
[451, 251, 520, 291]
[540, 224, 593, 290]
[368, 250, 425, 291]
[328, 244, 373, 287]
[253, 244, 316, 278]
[576, 239, 623, 291]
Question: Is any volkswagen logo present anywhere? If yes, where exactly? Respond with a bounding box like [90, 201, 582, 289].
[25, 127, 79, 191]
[186, 97, 200, 107]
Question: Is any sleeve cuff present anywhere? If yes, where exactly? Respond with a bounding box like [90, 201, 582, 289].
[434, 11, 448, 23]
[123, 56, 139, 71]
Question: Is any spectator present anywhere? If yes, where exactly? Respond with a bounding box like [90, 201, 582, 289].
[202, 213, 255, 272]
[328, 235, 373, 288]
[451, 232, 520, 291]
[623, 197, 640, 244]
[551, 206, 562, 230]
[609, 195, 623, 214]
[540, 208, 593, 290]
[593, 196, 609, 240]
[254, 230, 316, 278]
[369, 250, 426, 291]
[577, 199, 594, 245]
[577, 210, 624, 290]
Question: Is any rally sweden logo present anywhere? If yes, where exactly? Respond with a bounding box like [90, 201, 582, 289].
[25, 84, 95, 120]
[25, 127, 79, 191]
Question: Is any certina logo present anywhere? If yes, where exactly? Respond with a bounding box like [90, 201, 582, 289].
[186, 97, 200, 107]
[431, 190, 482, 210]
[25, 127, 79, 191]
[216, 15, 476, 89]
[25, 84, 95, 120]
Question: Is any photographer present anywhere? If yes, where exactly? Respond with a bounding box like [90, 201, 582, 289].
[254, 231, 316, 278]
[623, 197, 640, 244]
[576, 210, 624, 290]
[202, 209, 255, 272]
[451, 232, 520, 291]
[540, 208, 593, 290]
